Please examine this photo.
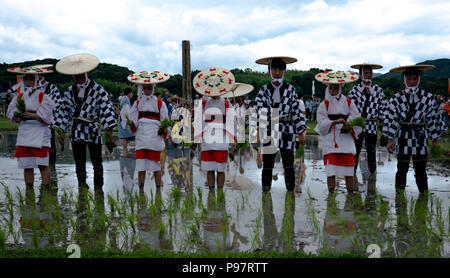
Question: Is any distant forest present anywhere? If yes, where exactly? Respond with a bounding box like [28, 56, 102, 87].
[1, 58, 449, 100]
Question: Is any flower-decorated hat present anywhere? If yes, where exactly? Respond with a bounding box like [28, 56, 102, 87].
[127, 71, 170, 84]
[7, 65, 53, 74]
[56, 53, 99, 75]
[193, 67, 235, 96]
[315, 70, 359, 84]
[255, 56, 297, 65]
[389, 65, 435, 74]
[350, 63, 383, 70]
[221, 82, 254, 98]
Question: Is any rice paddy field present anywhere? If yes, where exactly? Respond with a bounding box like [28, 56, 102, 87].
[0, 130, 448, 258]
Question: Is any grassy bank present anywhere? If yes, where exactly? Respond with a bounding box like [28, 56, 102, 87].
[0, 117, 18, 130]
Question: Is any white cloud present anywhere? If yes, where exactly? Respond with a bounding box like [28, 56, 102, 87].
[0, 0, 449, 75]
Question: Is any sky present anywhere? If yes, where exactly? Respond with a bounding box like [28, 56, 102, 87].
[1, 0, 449, 75]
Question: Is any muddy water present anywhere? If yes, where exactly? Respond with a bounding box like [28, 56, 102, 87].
[0, 131, 448, 257]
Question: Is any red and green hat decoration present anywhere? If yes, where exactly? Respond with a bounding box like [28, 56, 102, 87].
[315, 70, 359, 84]
[127, 70, 170, 84]
[193, 67, 235, 96]
[7, 66, 53, 74]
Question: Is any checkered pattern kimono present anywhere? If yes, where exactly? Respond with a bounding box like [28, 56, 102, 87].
[382, 89, 446, 155]
[53, 82, 117, 144]
[43, 83, 61, 105]
[252, 82, 306, 150]
[348, 83, 386, 135]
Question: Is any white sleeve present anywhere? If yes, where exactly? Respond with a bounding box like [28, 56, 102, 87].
[129, 100, 139, 128]
[348, 101, 362, 137]
[314, 101, 333, 136]
[36, 94, 56, 126]
[6, 96, 19, 123]
[159, 101, 169, 121]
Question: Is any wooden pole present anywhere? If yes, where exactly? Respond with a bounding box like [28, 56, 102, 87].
[182, 40, 193, 191]
[182, 40, 192, 110]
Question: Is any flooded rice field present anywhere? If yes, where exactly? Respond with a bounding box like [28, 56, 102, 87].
[0, 131, 448, 257]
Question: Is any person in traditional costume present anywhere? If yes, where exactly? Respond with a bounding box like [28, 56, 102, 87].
[252, 56, 307, 192]
[382, 65, 447, 194]
[53, 53, 117, 189]
[348, 63, 387, 175]
[33, 65, 62, 182]
[314, 70, 361, 193]
[126, 70, 170, 189]
[192, 67, 237, 190]
[119, 87, 135, 157]
[6, 66, 56, 188]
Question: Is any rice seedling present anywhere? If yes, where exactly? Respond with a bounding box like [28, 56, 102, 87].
[250, 209, 262, 250]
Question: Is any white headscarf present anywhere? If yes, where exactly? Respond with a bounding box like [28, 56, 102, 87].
[269, 59, 285, 85]
[403, 73, 421, 103]
[325, 83, 344, 104]
[137, 84, 155, 99]
[361, 65, 372, 85]
[20, 74, 40, 95]
[75, 73, 90, 98]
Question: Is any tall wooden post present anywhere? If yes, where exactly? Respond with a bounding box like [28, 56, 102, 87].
[182, 40, 192, 110]
[182, 40, 194, 190]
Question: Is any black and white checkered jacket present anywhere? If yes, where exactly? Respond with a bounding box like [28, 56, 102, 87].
[43, 83, 62, 119]
[251, 82, 306, 150]
[348, 83, 386, 135]
[382, 89, 446, 155]
[53, 81, 117, 144]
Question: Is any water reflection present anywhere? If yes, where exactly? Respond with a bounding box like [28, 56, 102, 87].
[321, 192, 360, 254]
[261, 191, 296, 252]
[199, 189, 247, 252]
[394, 192, 444, 257]
[19, 185, 67, 248]
[74, 187, 107, 250]
[136, 187, 173, 251]
[0, 130, 448, 257]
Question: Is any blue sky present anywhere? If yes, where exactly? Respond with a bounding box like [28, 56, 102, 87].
[1, 0, 449, 75]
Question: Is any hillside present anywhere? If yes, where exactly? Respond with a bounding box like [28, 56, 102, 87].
[379, 58, 450, 78]
[1, 58, 448, 99]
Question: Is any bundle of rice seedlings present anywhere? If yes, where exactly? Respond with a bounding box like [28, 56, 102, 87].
[350, 117, 366, 128]
[158, 118, 174, 136]
[103, 130, 116, 153]
[54, 127, 65, 151]
[229, 141, 248, 161]
[429, 144, 443, 159]
[295, 145, 304, 158]
[14, 98, 26, 119]
[341, 117, 366, 133]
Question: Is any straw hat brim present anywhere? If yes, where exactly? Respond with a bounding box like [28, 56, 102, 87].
[7, 66, 53, 74]
[127, 71, 170, 84]
[193, 67, 235, 96]
[168, 96, 185, 103]
[221, 83, 254, 98]
[315, 71, 359, 84]
[255, 56, 297, 65]
[389, 65, 435, 74]
[350, 63, 383, 70]
[56, 53, 99, 75]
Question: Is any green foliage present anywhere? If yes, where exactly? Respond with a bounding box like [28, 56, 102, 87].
[16, 98, 26, 113]
[158, 118, 174, 136]
[295, 145, 304, 158]
[350, 117, 366, 128]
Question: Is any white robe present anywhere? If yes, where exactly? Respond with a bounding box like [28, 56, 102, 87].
[7, 88, 56, 168]
[193, 97, 236, 172]
[315, 89, 362, 177]
[128, 94, 168, 172]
